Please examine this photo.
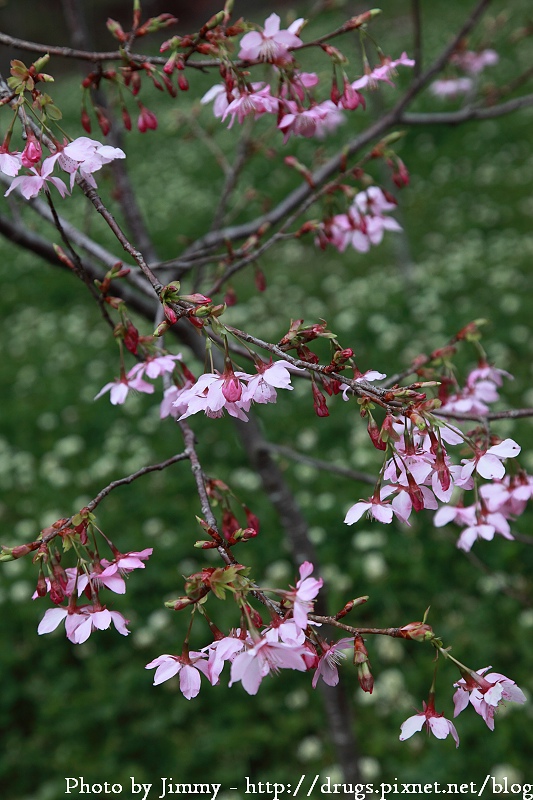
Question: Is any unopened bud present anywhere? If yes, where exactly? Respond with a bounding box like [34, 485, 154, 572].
[335, 596, 368, 619]
[357, 660, 374, 693]
[398, 621, 434, 642]
[106, 18, 127, 42]
[33, 54, 50, 73]
[165, 596, 195, 610]
[153, 319, 171, 337]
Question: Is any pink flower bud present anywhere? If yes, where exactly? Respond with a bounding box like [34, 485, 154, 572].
[137, 105, 158, 133]
[21, 136, 42, 168]
[81, 108, 92, 133]
[311, 382, 329, 417]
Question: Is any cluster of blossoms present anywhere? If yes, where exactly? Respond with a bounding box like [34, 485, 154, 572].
[432, 363, 532, 551]
[143, 557, 525, 749]
[36, 548, 152, 644]
[2, 135, 125, 199]
[146, 561, 351, 699]
[399, 665, 526, 746]
[431, 47, 499, 98]
[201, 13, 414, 144]
[318, 186, 402, 254]
[96, 353, 301, 423]
[343, 364, 527, 552]
[173, 358, 300, 422]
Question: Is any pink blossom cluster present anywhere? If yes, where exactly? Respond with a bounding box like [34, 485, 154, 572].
[440, 362, 512, 416]
[201, 14, 414, 143]
[146, 562, 350, 700]
[399, 666, 525, 745]
[319, 186, 402, 254]
[344, 403, 524, 552]
[431, 364, 529, 551]
[452, 666, 526, 731]
[430, 48, 499, 98]
[36, 548, 152, 644]
[345, 415, 469, 527]
[174, 359, 300, 422]
[3, 136, 125, 199]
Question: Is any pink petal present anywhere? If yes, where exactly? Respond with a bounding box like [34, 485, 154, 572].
[179, 664, 202, 699]
[344, 502, 369, 525]
[153, 660, 181, 685]
[476, 453, 505, 480]
[399, 713, 425, 740]
[37, 607, 68, 635]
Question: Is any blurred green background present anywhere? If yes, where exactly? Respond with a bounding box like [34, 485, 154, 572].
[1, 1, 533, 798]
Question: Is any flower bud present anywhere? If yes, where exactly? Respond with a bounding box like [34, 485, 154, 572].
[335, 596, 368, 619]
[165, 596, 195, 610]
[106, 18, 127, 42]
[357, 661, 374, 694]
[398, 621, 434, 641]
[311, 382, 329, 417]
[81, 108, 91, 133]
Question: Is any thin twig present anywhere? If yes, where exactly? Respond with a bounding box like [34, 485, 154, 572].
[264, 443, 375, 485]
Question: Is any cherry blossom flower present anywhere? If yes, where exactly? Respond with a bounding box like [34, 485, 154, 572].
[456, 512, 513, 552]
[352, 52, 415, 90]
[104, 548, 153, 572]
[338, 79, 365, 110]
[325, 188, 401, 253]
[4, 156, 69, 199]
[203, 634, 248, 685]
[127, 353, 182, 381]
[50, 136, 126, 189]
[430, 78, 473, 98]
[344, 490, 409, 525]
[229, 637, 308, 695]
[434, 502, 477, 529]
[313, 100, 346, 139]
[480, 474, 533, 516]
[74, 548, 154, 594]
[285, 561, 323, 631]
[278, 101, 342, 143]
[453, 667, 526, 731]
[145, 652, 210, 698]
[82, 547, 154, 594]
[450, 49, 499, 75]
[72, 565, 126, 596]
[381, 481, 438, 523]
[400, 699, 459, 747]
[281, 71, 319, 102]
[460, 438, 521, 481]
[176, 371, 250, 421]
[201, 84, 235, 118]
[264, 621, 305, 647]
[238, 14, 303, 64]
[466, 363, 512, 388]
[94, 374, 155, 405]
[222, 85, 278, 128]
[355, 186, 398, 215]
[159, 382, 194, 419]
[38, 604, 130, 643]
[312, 638, 354, 688]
[241, 359, 299, 405]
